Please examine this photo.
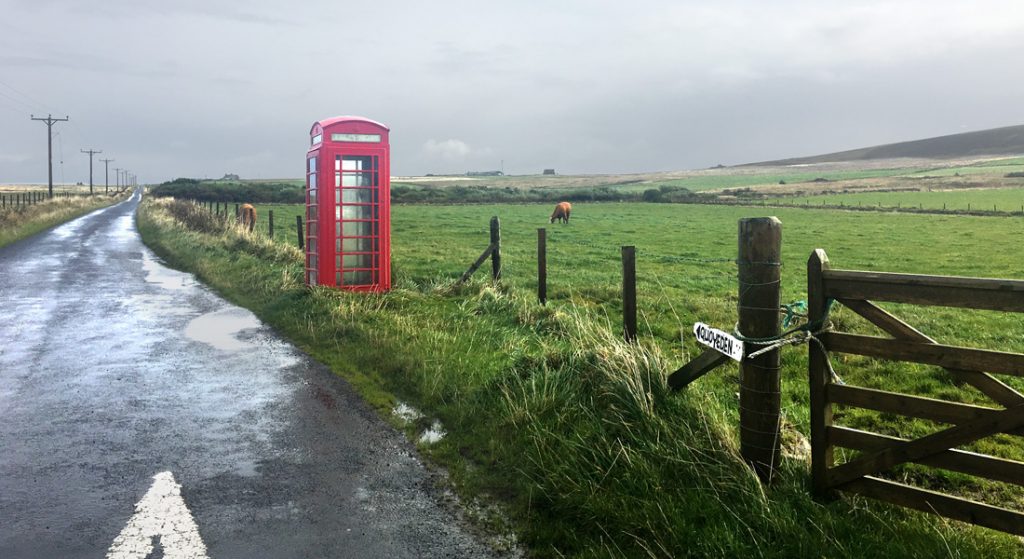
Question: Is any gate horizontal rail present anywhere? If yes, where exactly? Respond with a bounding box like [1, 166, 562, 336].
[808, 249, 1024, 537]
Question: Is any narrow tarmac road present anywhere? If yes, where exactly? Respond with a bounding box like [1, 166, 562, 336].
[0, 192, 498, 558]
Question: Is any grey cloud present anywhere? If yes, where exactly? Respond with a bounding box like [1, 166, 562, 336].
[1, 1, 1024, 183]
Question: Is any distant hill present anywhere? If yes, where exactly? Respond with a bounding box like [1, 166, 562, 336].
[749, 124, 1024, 166]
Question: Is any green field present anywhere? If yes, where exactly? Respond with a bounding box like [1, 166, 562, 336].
[767, 186, 1024, 211]
[142, 198, 1024, 557]
[639, 167, 916, 191]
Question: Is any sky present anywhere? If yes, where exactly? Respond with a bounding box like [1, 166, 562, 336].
[2, 0, 1024, 184]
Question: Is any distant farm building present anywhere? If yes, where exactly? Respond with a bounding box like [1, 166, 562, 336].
[543, 168, 556, 175]
[221, 173, 240, 180]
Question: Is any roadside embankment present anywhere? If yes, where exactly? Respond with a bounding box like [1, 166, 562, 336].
[137, 197, 1023, 558]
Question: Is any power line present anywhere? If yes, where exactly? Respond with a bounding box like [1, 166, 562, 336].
[0, 78, 54, 114]
[81, 148, 102, 195]
[30, 113, 69, 198]
[0, 89, 36, 112]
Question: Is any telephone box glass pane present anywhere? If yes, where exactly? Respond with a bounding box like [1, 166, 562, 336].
[309, 173, 317, 189]
[343, 254, 373, 268]
[342, 221, 374, 236]
[343, 270, 373, 285]
[342, 237, 374, 251]
[342, 188, 375, 204]
[309, 157, 317, 172]
[342, 205, 372, 220]
[340, 155, 373, 170]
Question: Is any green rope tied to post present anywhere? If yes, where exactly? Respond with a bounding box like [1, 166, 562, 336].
[781, 300, 807, 328]
[734, 299, 833, 346]
[733, 299, 844, 384]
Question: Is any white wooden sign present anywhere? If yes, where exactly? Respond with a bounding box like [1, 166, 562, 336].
[693, 322, 744, 362]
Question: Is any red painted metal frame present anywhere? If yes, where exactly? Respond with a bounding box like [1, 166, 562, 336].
[305, 116, 391, 292]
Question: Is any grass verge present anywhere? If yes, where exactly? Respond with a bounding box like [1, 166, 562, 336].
[138, 198, 1023, 558]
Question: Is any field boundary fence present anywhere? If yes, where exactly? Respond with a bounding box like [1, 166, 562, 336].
[683, 196, 1024, 218]
[806, 249, 1024, 536]
[1, 190, 98, 210]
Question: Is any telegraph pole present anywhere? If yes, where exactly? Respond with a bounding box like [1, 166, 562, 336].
[81, 148, 101, 195]
[100, 158, 114, 194]
[114, 167, 122, 193]
[31, 114, 70, 198]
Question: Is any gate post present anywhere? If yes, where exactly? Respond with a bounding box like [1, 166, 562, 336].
[738, 217, 782, 482]
[622, 246, 637, 342]
[490, 216, 501, 281]
[807, 249, 833, 497]
[537, 228, 547, 305]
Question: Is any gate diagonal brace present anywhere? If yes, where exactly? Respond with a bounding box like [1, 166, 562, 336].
[839, 298, 1024, 408]
[827, 403, 1024, 489]
[668, 349, 731, 390]
[457, 243, 496, 284]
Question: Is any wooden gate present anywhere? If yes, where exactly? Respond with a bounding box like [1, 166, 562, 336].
[807, 249, 1024, 536]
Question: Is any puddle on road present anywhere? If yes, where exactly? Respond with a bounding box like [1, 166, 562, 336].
[393, 403, 445, 444]
[184, 307, 262, 351]
[142, 253, 193, 291]
[109, 214, 138, 243]
[419, 421, 446, 445]
[392, 402, 423, 424]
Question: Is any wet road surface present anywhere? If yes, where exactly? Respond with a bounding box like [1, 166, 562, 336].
[0, 192, 497, 558]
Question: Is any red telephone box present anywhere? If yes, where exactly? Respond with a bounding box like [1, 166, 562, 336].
[305, 116, 391, 291]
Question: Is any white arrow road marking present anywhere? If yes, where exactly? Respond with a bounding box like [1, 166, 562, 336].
[106, 471, 210, 559]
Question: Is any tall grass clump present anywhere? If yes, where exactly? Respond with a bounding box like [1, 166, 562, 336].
[145, 197, 301, 265]
[485, 303, 1021, 557]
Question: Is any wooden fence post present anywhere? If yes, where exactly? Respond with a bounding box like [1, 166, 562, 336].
[490, 216, 501, 281]
[268, 210, 274, 238]
[807, 248, 833, 497]
[538, 228, 547, 305]
[737, 217, 783, 482]
[622, 245, 637, 343]
[296, 215, 304, 249]
[234, 203, 239, 222]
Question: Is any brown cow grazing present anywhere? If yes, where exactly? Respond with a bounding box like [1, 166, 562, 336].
[550, 201, 572, 224]
[239, 203, 257, 232]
